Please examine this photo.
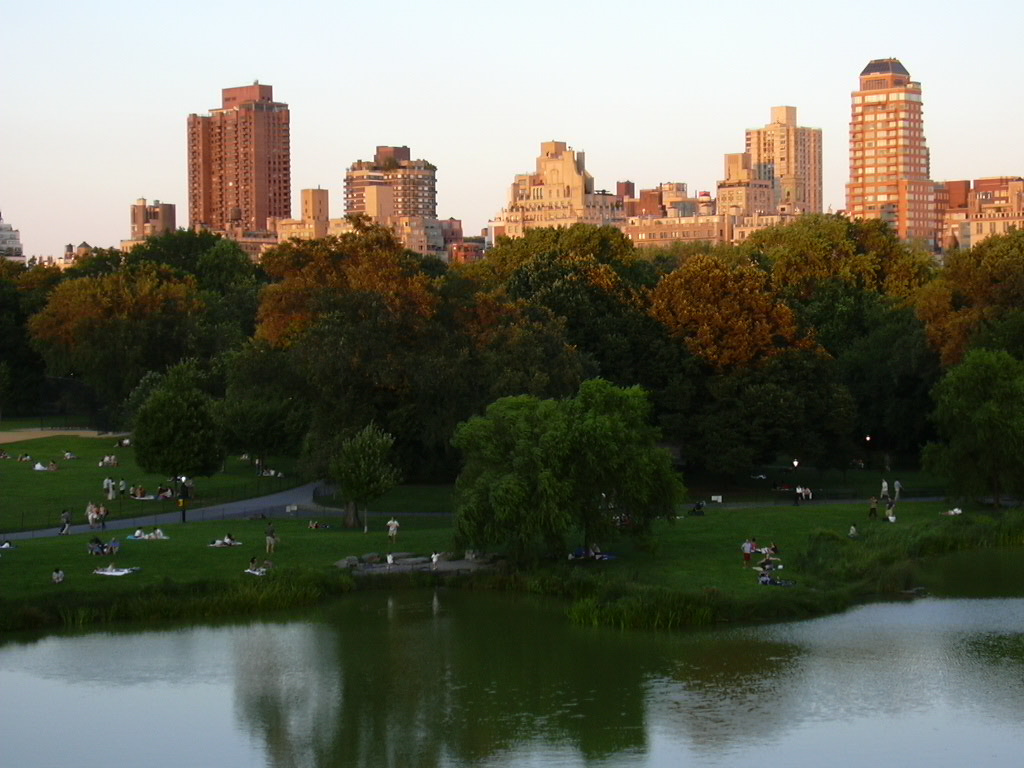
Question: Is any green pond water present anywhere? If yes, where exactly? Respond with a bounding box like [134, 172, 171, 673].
[2, 574, 1023, 767]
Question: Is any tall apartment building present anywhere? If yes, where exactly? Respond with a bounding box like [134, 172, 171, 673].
[846, 59, 936, 245]
[746, 106, 822, 213]
[0, 209, 23, 260]
[489, 141, 624, 240]
[187, 82, 291, 233]
[344, 146, 437, 219]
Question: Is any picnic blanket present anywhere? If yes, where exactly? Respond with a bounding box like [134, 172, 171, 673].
[209, 541, 243, 547]
[243, 568, 266, 576]
[93, 566, 141, 576]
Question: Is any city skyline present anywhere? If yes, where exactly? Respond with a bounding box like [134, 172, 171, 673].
[3, 0, 1022, 257]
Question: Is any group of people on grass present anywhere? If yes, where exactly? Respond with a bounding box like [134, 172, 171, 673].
[741, 538, 792, 586]
[868, 478, 902, 523]
[88, 536, 120, 556]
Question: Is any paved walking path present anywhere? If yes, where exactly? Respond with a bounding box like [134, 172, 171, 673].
[5, 481, 325, 542]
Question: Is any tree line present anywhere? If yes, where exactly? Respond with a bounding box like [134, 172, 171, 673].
[2, 215, 1024, 523]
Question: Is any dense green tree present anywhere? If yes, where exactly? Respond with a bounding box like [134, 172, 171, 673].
[133, 363, 227, 481]
[123, 229, 223, 277]
[686, 350, 856, 477]
[923, 348, 1024, 506]
[61, 247, 126, 279]
[329, 423, 402, 529]
[453, 379, 684, 562]
[916, 230, 1024, 366]
[216, 341, 311, 466]
[0, 271, 46, 415]
[740, 214, 933, 302]
[832, 299, 941, 457]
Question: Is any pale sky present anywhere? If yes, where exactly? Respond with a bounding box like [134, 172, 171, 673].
[3, 0, 1022, 258]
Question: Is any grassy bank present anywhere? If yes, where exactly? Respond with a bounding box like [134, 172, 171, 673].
[3, 497, 1022, 635]
[0, 434, 299, 533]
[0, 514, 453, 632]
[450, 498, 1024, 630]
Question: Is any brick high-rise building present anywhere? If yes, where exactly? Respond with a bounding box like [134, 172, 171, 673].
[187, 82, 291, 232]
[746, 106, 822, 213]
[344, 146, 437, 219]
[846, 59, 936, 245]
[121, 199, 176, 251]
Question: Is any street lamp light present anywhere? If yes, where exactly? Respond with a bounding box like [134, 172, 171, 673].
[792, 459, 799, 469]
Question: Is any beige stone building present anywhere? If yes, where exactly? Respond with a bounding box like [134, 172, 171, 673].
[621, 214, 734, 248]
[275, 188, 445, 259]
[745, 106, 823, 213]
[619, 210, 800, 250]
[717, 153, 774, 217]
[276, 188, 330, 241]
[490, 141, 624, 240]
[846, 59, 937, 246]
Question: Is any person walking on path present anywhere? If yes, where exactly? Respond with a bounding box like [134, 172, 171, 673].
[58, 508, 71, 535]
[387, 517, 400, 544]
[894, 480, 902, 501]
[880, 479, 889, 501]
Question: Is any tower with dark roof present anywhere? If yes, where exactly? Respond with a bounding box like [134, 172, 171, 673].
[846, 59, 937, 246]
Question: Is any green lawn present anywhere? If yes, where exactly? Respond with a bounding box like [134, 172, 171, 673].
[0, 497, 959, 605]
[685, 460, 949, 504]
[0, 434, 299, 534]
[0, 514, 452, 603]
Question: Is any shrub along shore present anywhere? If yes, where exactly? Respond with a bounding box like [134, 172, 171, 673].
[2, 499, 1023, 635]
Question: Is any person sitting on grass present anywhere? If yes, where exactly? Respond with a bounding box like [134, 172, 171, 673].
[848, 524, 859, 539]
[52, 568, 65, 584]
[757, 552, 781, 572]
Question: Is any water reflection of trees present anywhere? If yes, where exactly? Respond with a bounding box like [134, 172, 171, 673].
[233, 591, 659, 766]
[232, 624, 342, 768]
[329, 591, 653, 766]
[229, 592, 809, 767]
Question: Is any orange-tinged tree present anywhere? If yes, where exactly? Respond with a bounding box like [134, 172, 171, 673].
[257, 221, 439, 347]
[28, 263, 203, 419]
[650, 252, 806, 370]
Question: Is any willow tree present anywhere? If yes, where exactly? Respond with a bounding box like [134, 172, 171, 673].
[453, 379, 684, 563]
